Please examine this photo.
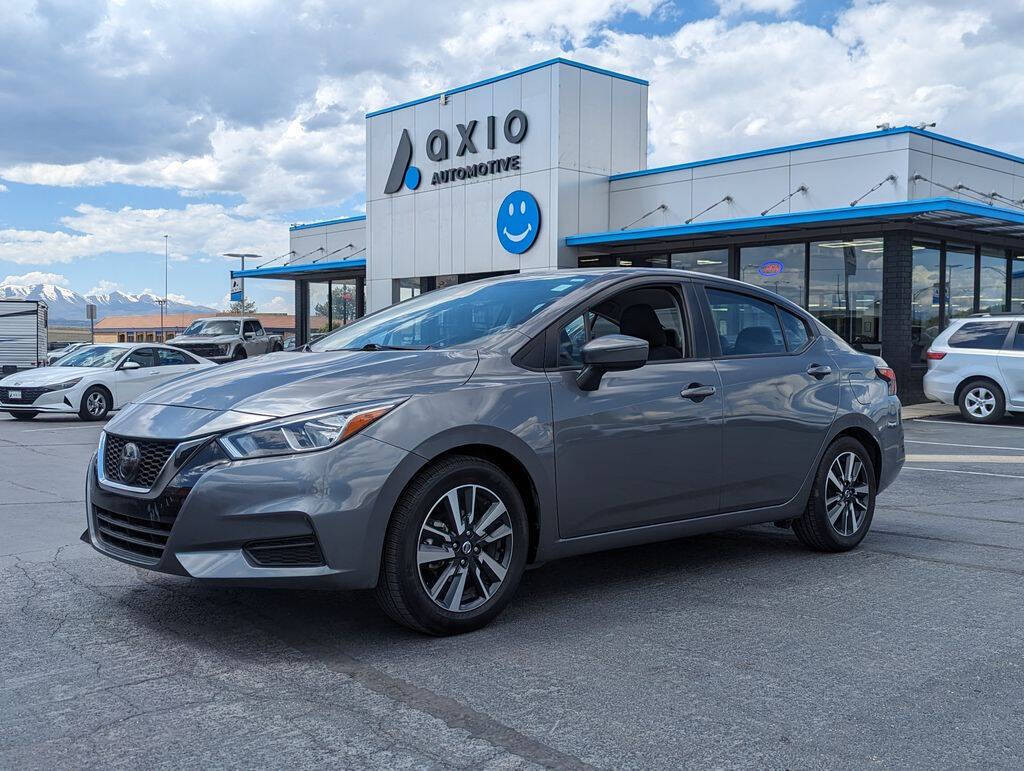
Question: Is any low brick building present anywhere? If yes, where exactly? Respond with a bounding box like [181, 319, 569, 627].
[93, 313, 314, 343]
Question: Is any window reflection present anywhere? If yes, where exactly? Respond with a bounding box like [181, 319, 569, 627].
[808, 238, 883, 351]
[739, 244, 805, 305]
[911, 242, 941, 363]
[1013, 255, 1024, 313]
[671, 249, 729, 277]
[979, 248, 1008, 314]
[945, 245, 975, 321]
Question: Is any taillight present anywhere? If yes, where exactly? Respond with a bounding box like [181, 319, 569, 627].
[926, 350, 946, 360]
[876, 366, 897, 396]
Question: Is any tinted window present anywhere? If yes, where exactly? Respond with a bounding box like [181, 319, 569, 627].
[158, 348, 193, 366]
[780, 308, 812, 351]
[313, 274, 598, 351]
[1015, 323, 1024, 351]
[243, 320, 259, 335]
[706, 288, 785, 356]
[948, 322, 1012, 350]
[126, 348, 157, 368]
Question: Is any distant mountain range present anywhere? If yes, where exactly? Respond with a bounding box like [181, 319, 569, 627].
[0, 283, 217, 325]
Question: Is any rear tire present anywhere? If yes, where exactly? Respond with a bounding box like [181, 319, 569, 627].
[79, 386, 110, 421]
[10, 411, 38, 421]
[794, 436, 876, 552]
[375, 455, 529, 635]
[958, 379, 1005, 424]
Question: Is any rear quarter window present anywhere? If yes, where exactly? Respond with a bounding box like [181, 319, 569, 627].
[948, 322, 1012, 350]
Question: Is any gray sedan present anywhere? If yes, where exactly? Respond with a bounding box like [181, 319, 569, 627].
[83, 269, 905, 634]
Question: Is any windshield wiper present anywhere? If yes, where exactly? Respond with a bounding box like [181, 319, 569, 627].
[346, 343, 430, 351]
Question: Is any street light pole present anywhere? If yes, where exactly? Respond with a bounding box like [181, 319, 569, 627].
[162, 235, 168, 341]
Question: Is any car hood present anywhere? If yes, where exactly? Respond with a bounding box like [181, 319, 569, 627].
[1, 366, 107, 386]
[171, 335, 236, 345]
[131, 349, 480, 417]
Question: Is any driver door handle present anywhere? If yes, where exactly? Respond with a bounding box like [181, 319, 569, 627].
[806, 363, 833, 379]
[680, 384, 716, 401]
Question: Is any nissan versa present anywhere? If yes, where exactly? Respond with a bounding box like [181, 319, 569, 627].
[84, 270, 905, 635]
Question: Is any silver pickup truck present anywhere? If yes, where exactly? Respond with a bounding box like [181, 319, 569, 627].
[168, 317, 282, 363]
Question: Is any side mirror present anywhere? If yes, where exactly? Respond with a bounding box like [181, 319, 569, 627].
[577, 334, 649, 391]
[121, 360, 142, 370]
[244, 332, 254, 340]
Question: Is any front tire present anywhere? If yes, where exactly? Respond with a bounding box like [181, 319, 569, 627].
[9, 411, 38, 421]
[79, 386, 110, 421]
[793, 436, 876, 552]
[958, 379, 1005, 424]
[231, 347, 247, 361]
[375, 455, 529, 635]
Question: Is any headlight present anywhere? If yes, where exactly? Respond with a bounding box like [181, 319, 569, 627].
[218, 345, 229, 355]
[48, 377, 83, 391]
[218, 403, 398, 460]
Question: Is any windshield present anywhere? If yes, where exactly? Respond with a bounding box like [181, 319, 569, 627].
[182, 319, 240, 336]
[312, 274, 598, 351]
[57, 346, 126, 368]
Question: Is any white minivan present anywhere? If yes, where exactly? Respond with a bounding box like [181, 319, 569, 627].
[923, 315, 1024, 423]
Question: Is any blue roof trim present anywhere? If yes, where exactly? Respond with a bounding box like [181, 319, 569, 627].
[365, 58, 647, 119]
[289, 215, 366, 232]
[610, 127, 1024, 182]
[232, 258, 367, 279]
[565, 197, 1024, 246]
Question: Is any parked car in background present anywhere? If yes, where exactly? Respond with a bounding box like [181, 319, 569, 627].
[0, 299, 47, 373]
[924, 314, 1024, 423]
[84, 270, 904, 634]
[47, 342, 88, 365]
[1, 343, 215, 421]
[170, 317, 283, 363]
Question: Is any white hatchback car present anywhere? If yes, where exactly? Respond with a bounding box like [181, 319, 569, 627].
[923, 315, 1024, 423]
[0, 343, 215, 422]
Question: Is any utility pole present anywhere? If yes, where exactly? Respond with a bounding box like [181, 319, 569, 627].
[162, 235, 169, 341]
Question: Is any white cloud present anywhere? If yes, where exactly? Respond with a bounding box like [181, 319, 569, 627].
[263, 295, 292, 313]
[716, 0, 799, 15]
[0, 203, 286, 265]
[85, 279, 121, 296]
[1, 271, 69, 287]
[0, 183, 7, 193]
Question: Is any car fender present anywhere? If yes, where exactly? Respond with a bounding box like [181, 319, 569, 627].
[362, 423, 558, 579]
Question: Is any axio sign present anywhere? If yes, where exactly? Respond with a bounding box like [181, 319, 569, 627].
[383, 109, 529, 194]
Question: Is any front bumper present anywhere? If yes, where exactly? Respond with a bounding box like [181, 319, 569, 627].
[84, 431, 413, 589]
[1, 387, 80, 413]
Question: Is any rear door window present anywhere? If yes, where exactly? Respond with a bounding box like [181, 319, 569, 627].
[706, 288, 786, 356]
[948, 322, 1013, 350]
[1013, 323, 1024, 351]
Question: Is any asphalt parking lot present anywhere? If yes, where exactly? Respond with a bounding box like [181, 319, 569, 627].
[2, 412, 1023, 769]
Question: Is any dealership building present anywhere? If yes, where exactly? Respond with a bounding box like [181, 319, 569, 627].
[232, 58, 1024, 401]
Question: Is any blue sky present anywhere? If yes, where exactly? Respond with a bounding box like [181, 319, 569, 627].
[2, 0, 1022, 313]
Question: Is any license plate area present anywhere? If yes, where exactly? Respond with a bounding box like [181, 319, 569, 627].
[8, 390, 21, 400]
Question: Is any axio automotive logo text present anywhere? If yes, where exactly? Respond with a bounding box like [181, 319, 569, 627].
[383, 109, 528, 194]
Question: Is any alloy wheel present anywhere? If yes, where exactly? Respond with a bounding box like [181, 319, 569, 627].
[965, 386, 996, 419]
[417, 484, 514, 613]
[825, 451, 870, 537]
[86, 392, 107, 417]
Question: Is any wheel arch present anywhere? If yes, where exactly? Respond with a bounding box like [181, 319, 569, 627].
[954, 374, 1004, 406]
[82, 381, 114, 410]
[830, 425, 883, 488]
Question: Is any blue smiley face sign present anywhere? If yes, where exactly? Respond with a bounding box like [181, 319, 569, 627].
[496, 190, 540, 254]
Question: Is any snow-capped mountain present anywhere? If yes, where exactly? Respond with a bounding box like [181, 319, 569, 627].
[0, 283, 216, 324]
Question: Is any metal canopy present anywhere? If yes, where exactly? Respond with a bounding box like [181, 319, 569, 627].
[231, 258, 367, 281]
[565, 197, 1024, 249]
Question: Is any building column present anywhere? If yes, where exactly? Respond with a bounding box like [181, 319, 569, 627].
[355, 275, 366, 318]
[294, 280, 309, 346]
[881, 231, 920, 402]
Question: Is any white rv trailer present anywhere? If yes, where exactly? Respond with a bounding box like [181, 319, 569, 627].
[0, 300, 48, 374]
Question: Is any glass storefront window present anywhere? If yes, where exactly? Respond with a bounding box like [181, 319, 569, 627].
[393, 277, 423, 303]
[911, 242, 941, 363]
[979, 248, 1008, 314]
[329, 282, 358, 329]
[808, 238, 883, 351]
[671, 249, 729, 277]
[1013, 255, 1024, 313]
[309, 281, 330, 338]
[945, 244, 975, 320]
[739, 244, 805, 306]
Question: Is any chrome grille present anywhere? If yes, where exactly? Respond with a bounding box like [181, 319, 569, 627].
[102, 434, 178, 489]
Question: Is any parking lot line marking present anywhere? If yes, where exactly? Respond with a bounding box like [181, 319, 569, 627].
[903, 466, 1024, 479]
[20, 425, 103, 433]
[905, 454, 1024, 463]
[906, 440, 1024, 452]
[914, 419, 1024, 431]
